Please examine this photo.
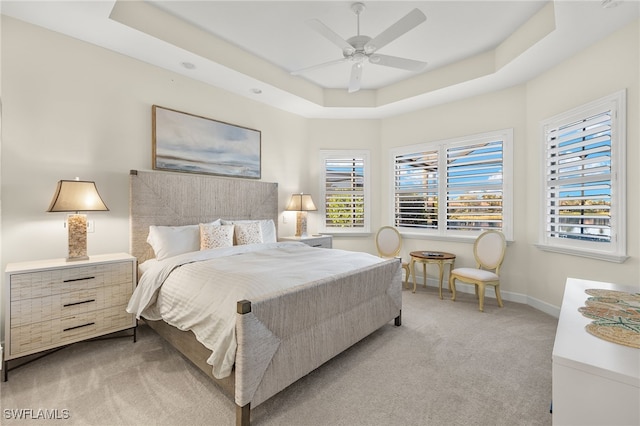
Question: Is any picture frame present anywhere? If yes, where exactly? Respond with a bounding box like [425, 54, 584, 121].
[152, 105, 261, 179]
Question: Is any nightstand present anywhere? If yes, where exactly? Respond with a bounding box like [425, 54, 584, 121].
[280, 235, 333, 248]
[3, 253, 137, 380]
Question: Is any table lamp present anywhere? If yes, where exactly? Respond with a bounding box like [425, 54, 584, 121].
[47, 178, 109, 261]
[285, 193, 317, 237]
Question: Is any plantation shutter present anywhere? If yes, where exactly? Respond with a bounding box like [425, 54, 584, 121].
[544, 110, 612, 242]
[393, 150, 438, 229]
[446, 141, 503, 231]
[323, 156, 366, 229]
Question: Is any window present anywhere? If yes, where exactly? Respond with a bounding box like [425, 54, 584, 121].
[391, 129, 513, 240]
[538, 90, 626, 262]
[319, 150, 370, 234]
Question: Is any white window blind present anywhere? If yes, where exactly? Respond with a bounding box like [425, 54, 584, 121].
[447, 141, 504, 231]
[538, 90, 626, 262]
[391, 129, 512, 239]
[394, 149, 438, 230]
[545, 111, 612, 242]
[320, 151, 370, 233]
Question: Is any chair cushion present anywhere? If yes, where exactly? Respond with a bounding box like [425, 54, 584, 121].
[452, 267, 499, 282]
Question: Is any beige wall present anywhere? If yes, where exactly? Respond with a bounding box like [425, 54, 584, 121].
[1, 15, 639, 333]
[0, 16, 308, 266]
[379, 20, 640, 313]
[523, 20, 640, 306]
[381, 85, 530, 301]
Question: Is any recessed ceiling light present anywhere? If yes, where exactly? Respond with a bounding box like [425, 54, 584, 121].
[181, 61, 196, 70]
[601, 0, 619, 8]
[250, 88, 262, 95]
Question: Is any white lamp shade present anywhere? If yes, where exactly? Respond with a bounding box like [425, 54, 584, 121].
[285, 193, 317, 212]
[47, 180, 109, 212]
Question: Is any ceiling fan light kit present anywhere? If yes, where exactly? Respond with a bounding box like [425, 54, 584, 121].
[291, 2, 428, 93]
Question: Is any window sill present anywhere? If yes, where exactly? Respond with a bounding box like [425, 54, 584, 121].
[320, 231, 372, 237]
[534, 244, 628, 263]
[400, 232, 514, 245]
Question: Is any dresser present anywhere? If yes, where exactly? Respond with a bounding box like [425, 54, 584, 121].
[3, 253, 136, 380]
[280, 235, 333, 248]
[552, 278, 639, 425]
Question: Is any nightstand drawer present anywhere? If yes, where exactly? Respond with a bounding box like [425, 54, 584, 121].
[10, 281, 133, 327]
[9, 304, 133, 357]
[10, 262, 132, 302]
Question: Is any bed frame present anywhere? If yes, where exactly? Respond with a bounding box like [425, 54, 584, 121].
[129, 169, 402, 425]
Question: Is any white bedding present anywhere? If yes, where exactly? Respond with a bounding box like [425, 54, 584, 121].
[126, 242, 386, 378]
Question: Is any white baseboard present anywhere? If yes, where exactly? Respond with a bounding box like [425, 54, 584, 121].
[525, 296, 561, 318]
[410, 274, 560, 318]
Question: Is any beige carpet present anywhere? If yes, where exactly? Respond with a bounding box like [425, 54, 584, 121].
[0, 286, 557, 425]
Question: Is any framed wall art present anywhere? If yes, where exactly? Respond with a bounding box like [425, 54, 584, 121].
[152, 105, 261, 179]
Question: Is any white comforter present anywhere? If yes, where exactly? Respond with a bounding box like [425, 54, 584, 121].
[126, 242, 385, 378]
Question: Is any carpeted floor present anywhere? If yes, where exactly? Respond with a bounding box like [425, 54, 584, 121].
[0, 286, 558, 425]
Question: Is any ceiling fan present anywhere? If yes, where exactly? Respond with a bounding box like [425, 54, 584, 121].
[291, 2, 428, 93]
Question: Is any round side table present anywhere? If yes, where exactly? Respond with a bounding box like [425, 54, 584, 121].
[409, 251, 456, 299]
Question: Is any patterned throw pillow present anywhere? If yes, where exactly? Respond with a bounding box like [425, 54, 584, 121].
[220, 219, 277, 243]
[200, 224, 234, 250]
[234, 221, 263, 245]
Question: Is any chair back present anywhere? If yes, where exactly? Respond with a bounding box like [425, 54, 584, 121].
[376, 226, 402, 258]
[473, 230, 506, 272]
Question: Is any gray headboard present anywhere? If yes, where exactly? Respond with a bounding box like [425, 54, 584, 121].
[129, 170, 279, 263]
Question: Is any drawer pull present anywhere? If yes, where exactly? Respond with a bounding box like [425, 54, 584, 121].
[63, 299, 96, 308]
[63, 322, 95, 332]
[63, 276, 95, 283]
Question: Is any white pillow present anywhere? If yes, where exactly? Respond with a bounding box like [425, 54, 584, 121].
[200, 223, 234, 250]
[234, 221, 263, 245]
[147, 220, 221, 260]
[221, 219, 276, 243]
[138, 258, 159, 275]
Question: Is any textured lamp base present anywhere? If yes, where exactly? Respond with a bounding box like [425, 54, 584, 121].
[295, 211, 308, 237]
[67, 214, 89, 261]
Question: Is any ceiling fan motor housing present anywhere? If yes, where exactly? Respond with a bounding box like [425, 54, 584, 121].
[344, 35, 372, 57]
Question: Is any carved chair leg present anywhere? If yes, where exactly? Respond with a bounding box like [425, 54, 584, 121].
[449, 276, 457, 301]
[495, 283, 504, 308]
[478, 283, 486, 312]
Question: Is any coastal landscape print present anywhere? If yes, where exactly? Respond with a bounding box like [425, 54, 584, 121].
[153, 106, 261, 179]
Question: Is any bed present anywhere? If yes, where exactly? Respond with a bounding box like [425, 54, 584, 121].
[128, 169, 402, 425]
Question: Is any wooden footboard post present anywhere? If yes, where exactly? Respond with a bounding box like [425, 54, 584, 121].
[237, 300, 252, 426]
[236, 403, 250, 426]
[395, 310, 402, 326]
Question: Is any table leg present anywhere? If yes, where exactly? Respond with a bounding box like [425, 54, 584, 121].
[422, 263, 427, 288]
[438, 261, 444, 300]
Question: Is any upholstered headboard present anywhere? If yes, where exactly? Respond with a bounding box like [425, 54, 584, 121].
[129, 170, 278, 263]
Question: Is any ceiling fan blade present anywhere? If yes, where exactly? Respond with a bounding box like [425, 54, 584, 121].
[364, 8, 426, 54]
[348, 62, 363, 93]
[369, 54, 428, 72]
[291, 58, 348, 76]
[307, 19, 355, 54]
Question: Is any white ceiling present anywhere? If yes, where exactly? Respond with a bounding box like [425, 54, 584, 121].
[149, 1, 547, 90]
[2, 1, 638, 119]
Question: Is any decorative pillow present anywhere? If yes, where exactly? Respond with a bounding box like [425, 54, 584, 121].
[147, 220, 221, 260]
[200, 224, 234, 250]
[138, 258, 159, 275]
[234, 221, 263, 245]
[221, 219, 276, 243]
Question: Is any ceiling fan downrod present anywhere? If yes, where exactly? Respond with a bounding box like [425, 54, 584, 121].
[352, 2, 365, 36]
